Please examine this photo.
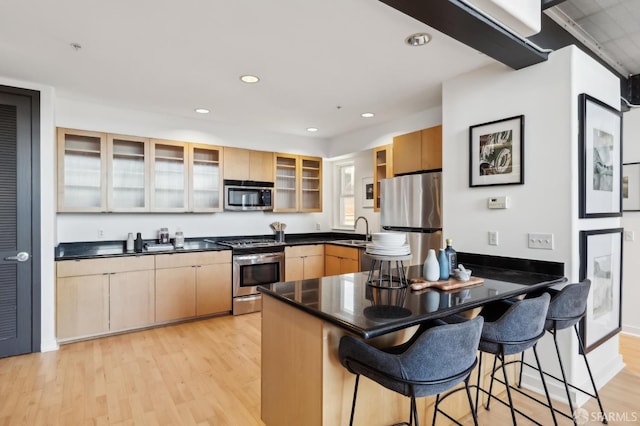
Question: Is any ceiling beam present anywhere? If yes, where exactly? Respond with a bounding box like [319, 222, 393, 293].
[541, 0, 568, 10]
[378, 0, 549, 70]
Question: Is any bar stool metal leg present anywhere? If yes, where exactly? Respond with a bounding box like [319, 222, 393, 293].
[533, 345, 558, 425]
[349, 374, 360, 426]
[575, 325, 608, 424]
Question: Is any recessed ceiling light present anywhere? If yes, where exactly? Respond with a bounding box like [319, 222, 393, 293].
[405, 32, 431, 47]
[306, 127, 318, 132]
[240, 75, 260, 83]
[361, 112, 375, 118]
[194, 108, 210, 114]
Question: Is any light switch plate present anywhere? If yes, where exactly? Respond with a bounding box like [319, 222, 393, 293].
[624, 230, 634, 242]
[488, 231, 499, 246]
[528, 233, 553, 250]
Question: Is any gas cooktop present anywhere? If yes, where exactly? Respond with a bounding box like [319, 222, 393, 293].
[218, 238, 284, 248]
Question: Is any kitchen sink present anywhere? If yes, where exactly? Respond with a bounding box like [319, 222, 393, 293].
[330, 239, 369, 247]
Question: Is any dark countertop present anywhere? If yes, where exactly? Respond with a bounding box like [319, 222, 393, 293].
[258, 264, 566, 339]
[54, 232, 367, 260]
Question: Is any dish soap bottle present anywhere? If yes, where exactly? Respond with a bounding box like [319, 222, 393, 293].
[445, 239, 457, 277]
[423, 249, 440, 282]
[438, 249, 449, 280]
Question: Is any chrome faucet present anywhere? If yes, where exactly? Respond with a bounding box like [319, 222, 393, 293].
[354, 216, 370, 241]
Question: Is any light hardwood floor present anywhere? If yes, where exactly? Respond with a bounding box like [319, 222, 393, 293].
[0, 314, 638, 425]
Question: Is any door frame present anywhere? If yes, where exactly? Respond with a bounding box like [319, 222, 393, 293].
[0, 84, 41, 352]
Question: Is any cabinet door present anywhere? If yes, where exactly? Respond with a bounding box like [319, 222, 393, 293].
[223, 147, 250, 180]
[57, 128, 107, 212]
[300, 156, 322, 212]
[373, 145, 393, 212]
[56, 274, 109, 339]
[274, 153, 299, 212]
[303, 255, 325, 279]
[150, 140, 189, 212]
[250, 150, 274, 182]
[340, 258, 360, 274]
[155, 266, 196, 322]
[107, 134, 150, 212]
[285, 256, 304, 281]
[110, 270, 155, 330]
[421, 125, 442, 171]
[324, 255, 341, 277]
[393, 130, 422, 175]
[196, 263, 232, 315]
[189, 144, 223, 212]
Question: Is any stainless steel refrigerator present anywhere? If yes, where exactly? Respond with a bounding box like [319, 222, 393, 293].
[380, 172, 442, 266]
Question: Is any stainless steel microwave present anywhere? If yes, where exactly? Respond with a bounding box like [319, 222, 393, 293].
[224, 180, 274, 211]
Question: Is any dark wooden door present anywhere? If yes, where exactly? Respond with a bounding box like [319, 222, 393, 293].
[0, 89, 36, 357]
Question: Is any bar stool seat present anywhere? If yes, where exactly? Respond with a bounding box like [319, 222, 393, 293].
[338, 316, 484, 426]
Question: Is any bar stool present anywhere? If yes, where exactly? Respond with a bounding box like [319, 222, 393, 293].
[517, 279, 608, 424]
[474, 292, 557, 425]
[338, 316, 484, 426]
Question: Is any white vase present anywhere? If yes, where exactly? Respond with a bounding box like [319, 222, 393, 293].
[423, 249, 440, 282]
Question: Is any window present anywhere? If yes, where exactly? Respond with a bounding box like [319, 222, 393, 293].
[337, 162, 355, 227]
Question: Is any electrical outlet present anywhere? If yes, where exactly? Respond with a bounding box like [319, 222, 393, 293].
[528, 233, 553, 250]
[98, 229, 104, 238]
[316, 223, 321, 231]
[488, 231, 498, 246]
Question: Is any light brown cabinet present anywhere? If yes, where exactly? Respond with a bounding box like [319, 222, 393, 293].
[324, 245, 360, 276]
[273, 154, 323, 212]
[392, 125, 442, 175]
[155, 251, 232, 322]
[150, 139, 189, 212]
[107, 134, 150, 212]
[223, 147, 274, 182]
[57, 128, 108, 212]
[373, 144, 393, 212]
[55, 256, 155, 340]
[285, 245, 325, 281]
[189, 144, 223, 212]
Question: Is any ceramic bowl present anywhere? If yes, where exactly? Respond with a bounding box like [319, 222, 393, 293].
[454, 268, 472, 282]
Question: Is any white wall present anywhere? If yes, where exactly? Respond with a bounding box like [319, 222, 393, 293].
[0, 76, 57, 352]
[621, 107, 640, 336]
[442, 46, 623, 404]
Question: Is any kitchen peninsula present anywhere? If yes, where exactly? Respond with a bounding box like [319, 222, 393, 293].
[258, 259, 565, 425]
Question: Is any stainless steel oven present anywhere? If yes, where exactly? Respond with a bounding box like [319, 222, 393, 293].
[220, 239, 285, 315]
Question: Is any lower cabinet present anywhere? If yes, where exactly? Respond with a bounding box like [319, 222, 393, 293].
[155, 251, 232, 322]
[56, 256, 155, 340]
[55, 250, 231, 342]
[324, 245, 360, 276]
[285, 245, 325, 281]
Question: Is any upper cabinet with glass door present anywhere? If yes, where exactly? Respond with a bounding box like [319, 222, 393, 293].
[189, 144, 223, 212]
[273, 153, 299, 212]
[300, 156, 322, 212]
[150, 139, 189, 212]
[107, 134, 150, 212]
[57, 128, 108, 212]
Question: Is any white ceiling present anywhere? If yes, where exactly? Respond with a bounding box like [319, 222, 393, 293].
[0, 0, 494, 140]
[551, 0, 640, 76]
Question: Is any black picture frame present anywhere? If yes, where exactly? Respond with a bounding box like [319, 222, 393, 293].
[579, 228, 623, 354]
[622, 162, 640, 211]
[469, 115, 524, 187]
[578, 93, 623, 218]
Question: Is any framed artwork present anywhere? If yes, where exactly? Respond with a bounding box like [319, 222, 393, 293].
[622, 162, 640, 211]
[579, 228, 623, 354]
[578, 93, 623, 218]
[469, 115, 524, 187]
[362, 177, 374, 208]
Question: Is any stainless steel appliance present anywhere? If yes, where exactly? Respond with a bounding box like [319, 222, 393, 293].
[380, 172, 442, 266]
[218, 238, 284, 315]
[224, 180, 274, 211]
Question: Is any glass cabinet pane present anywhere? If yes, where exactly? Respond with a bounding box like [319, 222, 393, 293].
[62, 133, 104, 209]
[111, 139, 146, 209]
[275, 155, 298, 211]
[153, 143, 186, 209]
[301, 157, 322, 211]
[192, 147, 221, 210]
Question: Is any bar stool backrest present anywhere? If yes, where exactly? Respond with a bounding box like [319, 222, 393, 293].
[545, 279, 591, 331]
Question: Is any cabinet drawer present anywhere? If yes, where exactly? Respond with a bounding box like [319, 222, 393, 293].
[285, 244, 324, 258]
[155, 250, 231, 269]
[56, 255, 155, 277]
[324, 244, 360, 260]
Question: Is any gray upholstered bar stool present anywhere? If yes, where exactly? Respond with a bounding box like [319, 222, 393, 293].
[338, 316, 484, 426]
[473, 292, 557, 425]
[517, 279, 608, 424]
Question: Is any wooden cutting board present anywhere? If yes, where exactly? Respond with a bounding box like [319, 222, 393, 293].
[409, 276, 484, 291]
